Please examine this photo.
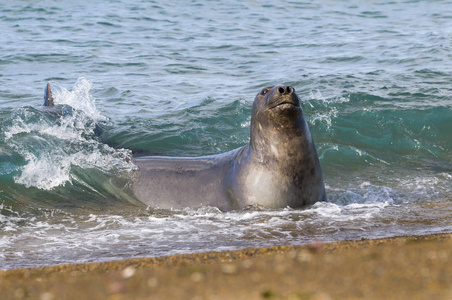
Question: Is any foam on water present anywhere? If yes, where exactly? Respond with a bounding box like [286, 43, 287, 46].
[1, 184, 450, 270]
[3, 78, 136, 190]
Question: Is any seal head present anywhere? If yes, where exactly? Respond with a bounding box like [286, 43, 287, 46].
[250, 85, 304, 155]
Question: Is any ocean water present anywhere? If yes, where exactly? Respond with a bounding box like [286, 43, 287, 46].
[0, 0, 451, 269]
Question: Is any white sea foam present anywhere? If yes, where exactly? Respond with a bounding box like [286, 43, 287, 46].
[1, 191, 450, 270]
[395, 174, 451, 201]
[4, 78, 136, 190]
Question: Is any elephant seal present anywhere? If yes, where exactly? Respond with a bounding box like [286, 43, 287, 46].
[132, 85, 326, 211]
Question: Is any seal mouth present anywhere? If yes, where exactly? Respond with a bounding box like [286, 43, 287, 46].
[270, 97, 300, 110]
[273, 101, 299, 108]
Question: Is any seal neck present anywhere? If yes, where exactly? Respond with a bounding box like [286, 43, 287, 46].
[249, 116, 311, 165]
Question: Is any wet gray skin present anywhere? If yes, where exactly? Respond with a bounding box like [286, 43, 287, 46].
[132, 85, 326, 211]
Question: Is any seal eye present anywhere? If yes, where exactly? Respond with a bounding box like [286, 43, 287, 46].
[260, 89, 268, 96]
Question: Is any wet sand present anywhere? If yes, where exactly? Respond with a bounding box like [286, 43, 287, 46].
[1, 233, 451, 299]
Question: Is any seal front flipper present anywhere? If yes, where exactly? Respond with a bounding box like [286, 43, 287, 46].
[44, 82, 54, 107]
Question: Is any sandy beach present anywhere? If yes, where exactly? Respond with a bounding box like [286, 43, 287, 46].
[1, 233, 451, 299]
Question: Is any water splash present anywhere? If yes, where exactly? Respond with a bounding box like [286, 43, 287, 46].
[51, 77, 106, 122]
[3, 78, 136, 190]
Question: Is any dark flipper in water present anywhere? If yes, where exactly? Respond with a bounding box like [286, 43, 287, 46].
[44, 82, 54, 107]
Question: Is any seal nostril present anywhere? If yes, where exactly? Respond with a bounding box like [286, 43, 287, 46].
[286, 86, 292, 94]
[278, 87, 285, 94]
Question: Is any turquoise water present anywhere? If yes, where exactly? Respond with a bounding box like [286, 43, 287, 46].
[0, 0, 451, 269]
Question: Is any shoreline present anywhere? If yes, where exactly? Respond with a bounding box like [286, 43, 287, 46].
[1, 233, 451, 299]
